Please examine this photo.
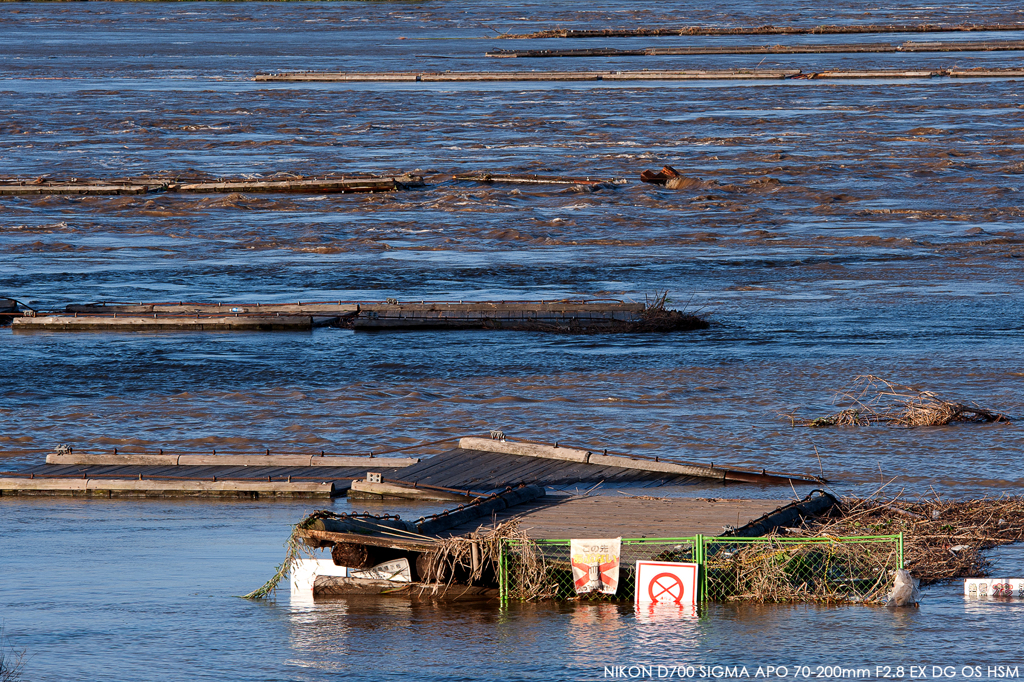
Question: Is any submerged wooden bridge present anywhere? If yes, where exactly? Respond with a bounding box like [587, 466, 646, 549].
[0, 174, 423, 197]
[7, 299, 706, 334]
[0, 436, 823, 498]
[255, 67, 1024, 83]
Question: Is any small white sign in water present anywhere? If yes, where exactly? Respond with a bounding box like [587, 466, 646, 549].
[964, 578, 1024, 597]
[290, 558, 349, 602]
[635, 561, 699, 608]
[350, 558, 412, 583]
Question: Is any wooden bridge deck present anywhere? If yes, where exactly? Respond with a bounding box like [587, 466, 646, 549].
[4, 448, 708, 495]
[390, 447, 705, 489]
[1, 441, 820, 497]
[439, 495, 788, 539]
[10, 299, 654, 333]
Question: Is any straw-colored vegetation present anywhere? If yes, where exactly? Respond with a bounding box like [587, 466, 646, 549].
[802, 496, 1024, 585]
[633, 291, 710, 333]
[789, 375, 1011, 427]
[419, 520, 530, 592]
[703, 538, 897, 604]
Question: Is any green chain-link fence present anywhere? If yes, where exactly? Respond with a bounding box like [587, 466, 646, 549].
[500, 537, 699, 601]
[500, 534, 901, 604]
[701, 535, 902, 604]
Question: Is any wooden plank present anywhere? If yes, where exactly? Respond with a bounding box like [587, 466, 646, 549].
[349, 480, 472, 502]
[37, 300, 654, 333]
[0, 477, 334, 498]
[45, 452, 418, 468]
[488, 44, 900, 58]
[502, 23, 1024, 39]
[8, 463, 403, 484]
[807, 70, 941, 78]
[66, 302, 359, 315]
[949, 68, 1024, 77]
[901, 40, 1024, 52]
[458, 437, 724, 479]
[647, 44, 896, 55]
[0, 184, 149, 196]
[454, 173, 623, 186]
[313, 576, 498, 599]
[433, 451, 565, 488]
[603, 69, 798, 80]
[254, 69, 799, 83]
[359, 302, 644, 313]
[457, 438, 820, 484]
[0, 175, 423, 197]
[175, 175, 423, 194]
[13, 314, 323, 332]
[393, 449, 499, 487]
[298, 529, 435, 552]
[491, 41, 1024, 59]
[485, 457, 585, 485]
[256, 71, 422, 82]
[351, 301, 645, 330]
[459, 438, 591, 463]
[46, 453, 179, 466]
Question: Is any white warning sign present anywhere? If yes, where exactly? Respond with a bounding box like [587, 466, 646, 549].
[570, 538, 621, 595]
[350, 558, 412, 583]
[635, 561, 698, 607]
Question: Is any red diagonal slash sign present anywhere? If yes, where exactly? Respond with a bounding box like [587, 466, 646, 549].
[648, 572, 685, 604]
[572, 558, 620, 589]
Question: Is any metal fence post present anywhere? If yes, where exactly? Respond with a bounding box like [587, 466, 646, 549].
[696, 534, 705, 603]
[499, 539, 507, 602]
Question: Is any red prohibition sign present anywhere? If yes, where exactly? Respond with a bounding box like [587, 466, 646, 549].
[649, 572, 686, 604]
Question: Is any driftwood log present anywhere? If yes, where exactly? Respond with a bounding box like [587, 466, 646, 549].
[331, 542, 378, 569]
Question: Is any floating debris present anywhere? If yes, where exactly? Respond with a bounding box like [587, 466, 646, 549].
[789, 375, 1012, 427]
[453, 172, 625, 188]
[807, 496, 1024, 585]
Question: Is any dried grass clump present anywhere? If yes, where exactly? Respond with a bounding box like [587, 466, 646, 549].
[790, 375, 1011, 427]
[418, 520, 529, 593]
[806, 495, 1024, 585]
[498, 524, 561, 601]
[633, 291, 710, 333]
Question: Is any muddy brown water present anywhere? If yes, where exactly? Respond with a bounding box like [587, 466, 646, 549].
[1, 2, 1023, 680]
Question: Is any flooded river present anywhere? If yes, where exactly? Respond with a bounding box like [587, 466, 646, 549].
[1, 2, 1023, 679]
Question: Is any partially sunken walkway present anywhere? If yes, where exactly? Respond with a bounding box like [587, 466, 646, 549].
[0, 436, 823, 499]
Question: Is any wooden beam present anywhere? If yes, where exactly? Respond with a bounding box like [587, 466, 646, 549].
[0, 477, 335, 498]
[457, 437, 821, 484]
[44, 453, 419, 467]
[297, 529, 435, 552]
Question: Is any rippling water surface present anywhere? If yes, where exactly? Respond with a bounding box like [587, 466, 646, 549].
[1, 2, 1023, 680]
